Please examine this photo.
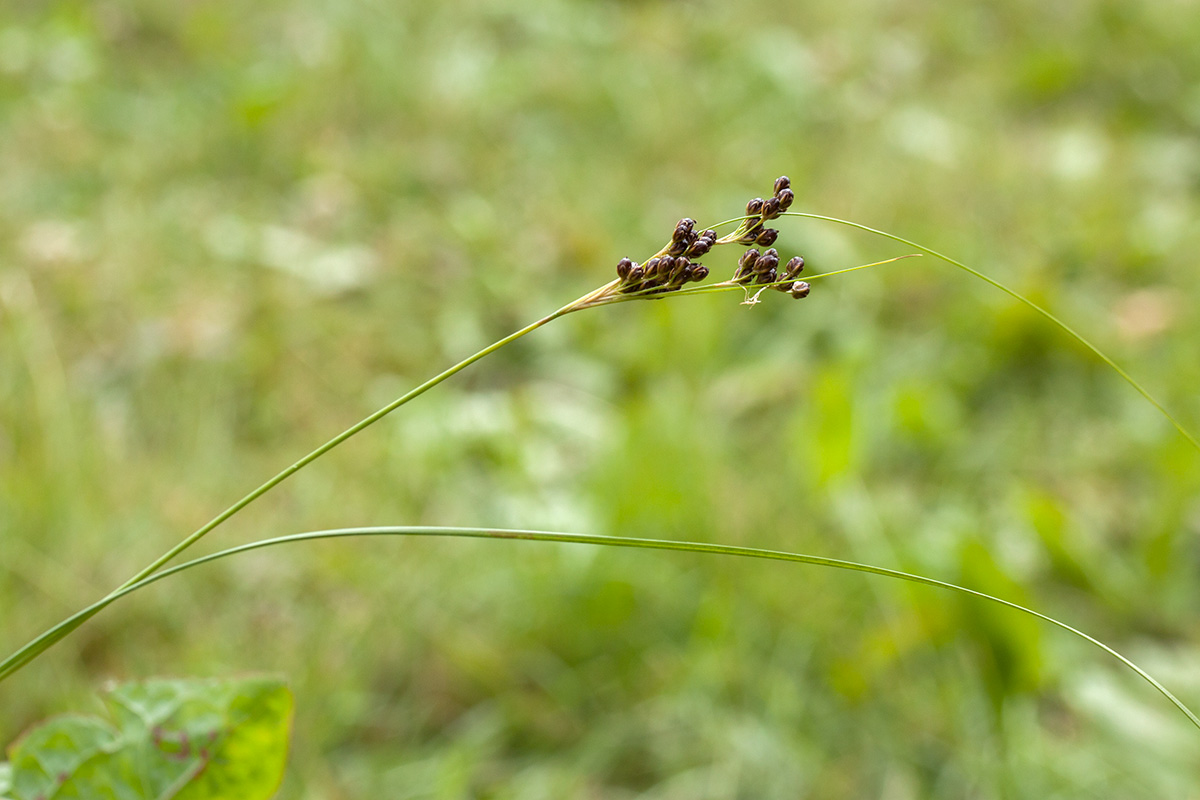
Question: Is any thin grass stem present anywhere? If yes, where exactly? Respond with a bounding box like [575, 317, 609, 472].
[0, 299, 586, 682]
[13, 526, 1198, 731]
[781, 211, 1200, 453]
[3, 205, 1197, 698]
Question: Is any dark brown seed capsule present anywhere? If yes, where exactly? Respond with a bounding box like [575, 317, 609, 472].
[673, 257, 692, 281]
[757, 267, 777, 285]
[687, 239, 711, 257]
[746, 197, 764, 216]
[701, 229, 717, 242]
[644, 257, 661, 277]
[791, 281, 810, 299]
[773, 176, 790, 194]
[755, 248, 779, 273]
[785, 255, 805, 277]
[628, 265, 644, 281]
[776, 188, 794, 211]
[738, 248, 760, 272]
[762, 196, 781, 219]
[691, 264, 709, 281]
[617, 257, 633, 280]
[756, 228, 778, 246]
[674, 218, 695, 240]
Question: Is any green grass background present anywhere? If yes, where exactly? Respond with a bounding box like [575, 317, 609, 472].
[3, 0, 1200, 796]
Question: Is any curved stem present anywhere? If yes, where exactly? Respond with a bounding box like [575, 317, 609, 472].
[8, 525, 1198, 731]
[781, 211, 1200, 453]
[5, 207, 1197, 700]
[0, 299, 583, 682]
[117, 303, 575, 589]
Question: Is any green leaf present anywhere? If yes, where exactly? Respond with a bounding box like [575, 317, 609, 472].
[6, 677, 292, 800]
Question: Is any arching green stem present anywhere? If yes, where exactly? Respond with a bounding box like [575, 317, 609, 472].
[6, 526, 1197, 731]
[781, 211, 1200, 453]
[0, 298, 589, 682]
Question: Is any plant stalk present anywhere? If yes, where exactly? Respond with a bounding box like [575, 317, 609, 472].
[0, 296, 587, 683]
[12, 525, 1200, 732]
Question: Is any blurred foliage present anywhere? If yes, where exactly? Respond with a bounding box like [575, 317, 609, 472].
[4, 677, 292, 800]
[1, 0, 1199, 796]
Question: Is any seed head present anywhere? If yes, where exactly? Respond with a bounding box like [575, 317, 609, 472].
[659, 257, 676, 281]
[603, 177, 811, 306]
[762, 196, 781, 220]
[734, 248, 760, 283]
[772, 255, 807, 293]
[687, 228, 716, 258]
[665, 218, 696, 256]
[755, 248, 779, 274]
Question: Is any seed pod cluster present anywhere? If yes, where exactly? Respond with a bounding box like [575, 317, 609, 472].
[665, 219, 718, 259]
[779, 255, 809, 298]
[615, 251, 709, 295]
[606, 177, 808, 303]
[736, 175, 795, 246]
[732, 250, 808, 299]
[614, 217, 714, 294]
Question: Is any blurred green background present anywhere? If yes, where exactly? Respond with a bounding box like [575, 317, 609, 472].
[3, 0, 1200, 796]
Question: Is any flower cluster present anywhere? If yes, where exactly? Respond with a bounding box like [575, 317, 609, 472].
[732, 176, 795, 246]
[602, 176, 809, 304]
[615, 253, 710, 294]
[733, 249, 809, 298]
[614, 218, 714, 295]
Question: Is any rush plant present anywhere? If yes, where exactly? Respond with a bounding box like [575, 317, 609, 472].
[3, 178, 1198, 797]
